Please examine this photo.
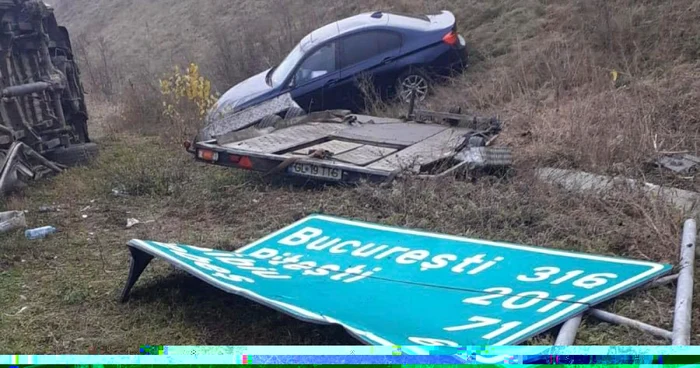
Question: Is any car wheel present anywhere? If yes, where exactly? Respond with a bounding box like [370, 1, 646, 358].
[45, 142, 99, 167]
[256, 114, 282, 129]
[397, 69, 431, 103]
[284, 107, 306, 120]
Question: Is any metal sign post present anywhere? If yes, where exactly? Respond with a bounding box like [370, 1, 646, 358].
[672, 219, 696, 345]
[555, 219, 696, 346]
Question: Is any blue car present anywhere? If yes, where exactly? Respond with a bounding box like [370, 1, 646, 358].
[214, 10, 468, 116]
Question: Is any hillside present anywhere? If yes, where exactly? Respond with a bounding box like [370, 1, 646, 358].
[0, 0, 698, 352]
[51, 0, 700, 182]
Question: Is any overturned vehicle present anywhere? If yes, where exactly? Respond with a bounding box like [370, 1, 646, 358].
[0, 0, 93, 194]
[188, 92, 512, 184]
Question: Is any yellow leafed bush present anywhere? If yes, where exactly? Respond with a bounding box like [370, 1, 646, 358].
[159, 63, 219, 119]
[157, 63, 219, 141]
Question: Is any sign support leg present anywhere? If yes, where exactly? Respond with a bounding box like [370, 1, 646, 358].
[643, 274, 679, 290]
[588, 309, 672, 340]
[672, 219, 696, 345]
[554, 314, 582, 345]
[120, 246, 154, 303]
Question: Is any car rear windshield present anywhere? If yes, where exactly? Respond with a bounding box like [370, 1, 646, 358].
[391, 12, 430, 22]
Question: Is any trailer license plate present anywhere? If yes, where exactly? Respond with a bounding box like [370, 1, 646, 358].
[288, 163, 342, 181]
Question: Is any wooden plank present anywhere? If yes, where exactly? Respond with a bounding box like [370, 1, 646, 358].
[223, 123, 345, 154]
[293, 140, 363, 155]
[334, 145, 398, 166]
[333, 123, 447, 146]
[367, 128, 470, 172]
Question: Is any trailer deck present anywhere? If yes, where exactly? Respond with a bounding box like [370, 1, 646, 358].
[192, 111, 512, 183]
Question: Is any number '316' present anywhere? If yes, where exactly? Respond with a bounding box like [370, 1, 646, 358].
[517, 267, 617, 289]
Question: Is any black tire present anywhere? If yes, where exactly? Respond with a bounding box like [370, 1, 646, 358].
[256, 114, 282, 129]
[284, 107, 306, 120]
[45, 142, 98, 167]
[72, 116, 90, 143]
[396, 68, 432, 103]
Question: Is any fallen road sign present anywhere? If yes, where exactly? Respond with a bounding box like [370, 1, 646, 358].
[122, 215, 672, 348]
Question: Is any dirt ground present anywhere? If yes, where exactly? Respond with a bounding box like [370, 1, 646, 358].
[0, 130, 696, 353]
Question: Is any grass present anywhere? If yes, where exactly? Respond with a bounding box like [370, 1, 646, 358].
[0, 133, 696, 353]
[2, 0, 698, 353]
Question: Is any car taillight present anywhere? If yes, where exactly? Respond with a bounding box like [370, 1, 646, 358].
[443, 30, 458, 46]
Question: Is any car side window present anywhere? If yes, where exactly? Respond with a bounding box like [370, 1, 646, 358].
[293, 42, 337, 86]
[376, 32, 402, 54]
[340, 31, 402, 69]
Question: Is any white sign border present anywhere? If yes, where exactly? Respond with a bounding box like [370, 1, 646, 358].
[128, 214, 669, 349]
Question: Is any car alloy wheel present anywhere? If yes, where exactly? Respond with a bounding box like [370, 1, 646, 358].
[399, 74, 429, 102]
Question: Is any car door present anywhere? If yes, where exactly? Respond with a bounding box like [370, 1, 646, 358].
[335, 30, 403, 111]
[287, 41, 340, 112]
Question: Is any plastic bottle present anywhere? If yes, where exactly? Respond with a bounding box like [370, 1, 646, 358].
[25, 226, 57, 240]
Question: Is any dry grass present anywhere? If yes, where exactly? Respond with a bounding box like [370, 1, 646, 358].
[0, 136, 695, 352]
[1, 0, 698, 352]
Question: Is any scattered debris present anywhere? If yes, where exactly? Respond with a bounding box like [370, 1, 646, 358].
[0, 142, 64, 195]
[536, 168, 700, 216]
[3, 306, 28, 317]
[126, 218, 154, 229]
[38, 205, 59, 213]
[25, 226, 57, 240]
[656, 154, 700, 174]
[454, 146, 513, 171]
[112, 188, 128, 197]
[0, 211, 27, 233]
[81, 214, 88, 219]
[80, 205, 91, 212]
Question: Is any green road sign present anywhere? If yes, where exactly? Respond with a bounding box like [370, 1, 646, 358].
[126, 215, 672, 348]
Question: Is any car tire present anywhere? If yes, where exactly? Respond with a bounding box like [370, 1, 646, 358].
[256, 114, 282, 129]
[397, 68, 432, 103]
[45, 142, 99, 167]
[284, 107, 306, 120]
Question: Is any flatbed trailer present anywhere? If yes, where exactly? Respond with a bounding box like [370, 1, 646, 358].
[190, 109, 512, 184]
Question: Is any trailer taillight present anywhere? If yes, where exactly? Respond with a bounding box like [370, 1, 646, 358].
[197, 149, 218, 162]
[238, 156, 253, 170]
[442, 31, 458, 46]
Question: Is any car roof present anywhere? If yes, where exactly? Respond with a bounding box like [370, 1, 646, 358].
[299, 11, 430, 51]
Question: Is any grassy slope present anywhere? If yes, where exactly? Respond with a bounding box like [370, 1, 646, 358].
[0, 135, 686, 352]
[1, 0, 698, 352]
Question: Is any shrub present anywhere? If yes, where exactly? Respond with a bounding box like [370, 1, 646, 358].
[158, 63, 219, 142]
